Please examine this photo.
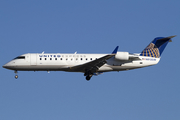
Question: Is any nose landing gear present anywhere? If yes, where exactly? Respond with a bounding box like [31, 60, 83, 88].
[14, 71, 18, 79]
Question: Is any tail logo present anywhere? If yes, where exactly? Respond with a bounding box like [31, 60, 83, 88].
[140, 43, 160, 58]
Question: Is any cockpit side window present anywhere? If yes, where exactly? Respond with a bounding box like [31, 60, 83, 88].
[13, 56, 25, 60]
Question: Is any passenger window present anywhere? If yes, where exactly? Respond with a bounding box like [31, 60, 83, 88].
[90, 58, 92, 60]
[60, 58, 63, 60]
[40, 58, 42, 60]
[55, 58, 57, 60]
[50, 58, 52, 60]
[45, 58, 47, 60]
[81, 58, 83, 60]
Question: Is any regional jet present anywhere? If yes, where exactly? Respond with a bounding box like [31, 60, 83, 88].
[3, 36, 176, 80]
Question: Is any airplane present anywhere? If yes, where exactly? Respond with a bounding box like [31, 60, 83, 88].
[3, 35, 176, 81]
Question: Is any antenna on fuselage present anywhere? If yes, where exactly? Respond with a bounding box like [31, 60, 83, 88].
[42, 51, 45, 54]
[74, 51, 77, 54]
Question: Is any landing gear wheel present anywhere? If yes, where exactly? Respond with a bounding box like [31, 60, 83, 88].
[84, 70, 93, 81]
[86, 76, 91, 81]
[15, 75, 18, 79]
[14, 71, 18, 79]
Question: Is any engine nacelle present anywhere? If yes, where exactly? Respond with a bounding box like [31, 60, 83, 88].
[115, 52, 129, 61]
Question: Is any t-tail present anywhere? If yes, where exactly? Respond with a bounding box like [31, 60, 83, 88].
[140, 35, 176, 58]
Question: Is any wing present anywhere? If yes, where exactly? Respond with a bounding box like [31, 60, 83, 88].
[69, 54, 115, 73]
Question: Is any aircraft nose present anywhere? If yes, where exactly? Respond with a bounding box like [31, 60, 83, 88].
[2, 62, 14, 70]
[3, 63, 9, 69]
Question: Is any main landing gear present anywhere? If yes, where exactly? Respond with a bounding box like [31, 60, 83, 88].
[84, 71, 93, 81]
[14, 71, 18, 79]
[86, 74, 92, 81]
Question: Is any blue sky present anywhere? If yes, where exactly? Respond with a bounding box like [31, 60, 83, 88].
[1, 0, 180, 120]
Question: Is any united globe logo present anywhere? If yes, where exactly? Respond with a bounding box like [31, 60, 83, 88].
[140, 43, 160, 58]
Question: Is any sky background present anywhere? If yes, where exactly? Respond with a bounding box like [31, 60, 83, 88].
[1, 0, 180, 120]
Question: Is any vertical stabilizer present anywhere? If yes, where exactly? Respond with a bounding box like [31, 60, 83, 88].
[140, 35, 176, 58]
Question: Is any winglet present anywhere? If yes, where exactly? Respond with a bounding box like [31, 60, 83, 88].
[112, 46, 119, 54]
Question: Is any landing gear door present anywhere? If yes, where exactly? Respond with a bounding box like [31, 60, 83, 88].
[30, 54, 37, 65]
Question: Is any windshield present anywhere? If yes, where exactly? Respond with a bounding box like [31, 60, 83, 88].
[13, 56, 25, 60]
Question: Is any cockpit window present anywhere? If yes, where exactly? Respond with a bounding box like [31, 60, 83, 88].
[13, 56, 25, 60]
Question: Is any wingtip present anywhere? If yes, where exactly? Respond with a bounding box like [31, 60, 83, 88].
[112, 46, 119, 54]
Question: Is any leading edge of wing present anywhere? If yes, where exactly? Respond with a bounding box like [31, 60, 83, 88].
[68, 54, 115, 73]
[68, 46, 118, 72]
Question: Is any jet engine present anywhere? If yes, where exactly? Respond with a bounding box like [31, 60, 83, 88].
[115, 52, 129, 61]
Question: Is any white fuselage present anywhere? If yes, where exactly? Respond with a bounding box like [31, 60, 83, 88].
[3, 35, 174, 80]
[3, 53, 160, 73]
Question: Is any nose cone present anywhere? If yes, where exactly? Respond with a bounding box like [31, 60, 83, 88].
[2, 62, 15, 70]
[3, 63, 10, 69]
[3, 64, 7, 68]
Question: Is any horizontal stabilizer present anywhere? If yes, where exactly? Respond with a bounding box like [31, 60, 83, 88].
[167, 35, 176, 42]
[167, 35, 176, 39]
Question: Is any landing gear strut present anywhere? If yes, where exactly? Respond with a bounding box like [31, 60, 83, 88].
[14, 71, 18, 79]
